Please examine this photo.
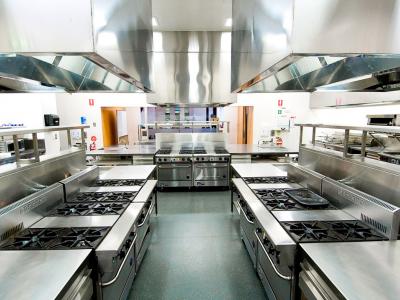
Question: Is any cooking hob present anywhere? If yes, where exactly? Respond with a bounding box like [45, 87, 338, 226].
[0, 227, 110, 250]
[281, 221, 387, 243]
[244, 176, 294, 184]
[91, 179, 145, 187]
[157, 148, 172, 155]
[49, 202, 129, 216]
[68, 191, 137, 203]
[253, 188, 336, 211]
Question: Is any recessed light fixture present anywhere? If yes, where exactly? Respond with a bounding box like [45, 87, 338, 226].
[152, 17, 159, 27]
[225, 18, 232, 27]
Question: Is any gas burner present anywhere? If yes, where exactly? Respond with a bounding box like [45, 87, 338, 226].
[69, 192, 137, 203]
[50, 228, 109, 249]
[282, 222, 340, 242]
[0, 228, 62, 249]
[245, 177, 293, 184]
[51, 203, 92, 216]
[281, 221, 387, 243]
[214, 148, 229, 154]
[179, 149, 193, 155]
[193, 148, 207, 154]
[92, 179, 145, 187]
[157, 149, 172, 155]
[89, 202, 128, 215]
[329, 221, 386, 241]
[254, 188, 336, 211]
[49, 202, 128, 216]
[0, 227, 110, 250]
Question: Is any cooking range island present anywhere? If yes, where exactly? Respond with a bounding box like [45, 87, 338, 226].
[232, 168, 391, 300]
[0, 166, 157, 300]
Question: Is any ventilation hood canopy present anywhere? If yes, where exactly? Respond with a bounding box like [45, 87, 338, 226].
[0, 0, 153, 93]
[232, 0, 400, 93]
[148, 31, 236, 106]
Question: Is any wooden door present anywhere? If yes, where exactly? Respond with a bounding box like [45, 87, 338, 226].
[101, 107, 118, 147]
[237, 106, 254, 144]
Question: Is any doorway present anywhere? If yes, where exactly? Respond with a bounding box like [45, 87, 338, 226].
[237, 106, 253, 144]
[101, 107, 127, 147]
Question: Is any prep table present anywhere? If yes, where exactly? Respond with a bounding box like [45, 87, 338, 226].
[301, 241, 400, 300]
[0, 249, 92, 300]
[87, 145, 157, 166]
[99, 165, 156, 180]
[231, 163, 287, 178]
[226, 144, 298, 163]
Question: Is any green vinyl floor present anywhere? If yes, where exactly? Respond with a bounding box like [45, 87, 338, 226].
[128, 190, 267, 300]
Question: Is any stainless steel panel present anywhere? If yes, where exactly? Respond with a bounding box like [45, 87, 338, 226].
[157, 164, 192, 181]
[149, 31, 234, 105]
[99, 165, 156, 180]
[157, 180, 192, 188]
[0, 184, 64, 241]
[301, 241, 400, 300]
[194, 180, 229, 187]
[136, 227, 152, 272]
[156, 133, 227, 149]
[286, 164, 324, 194]
[299, 146, 400, 207]
[231, 163, 287, 178]
[239, 203, 256, 266]
[321, 177, 400, 239]
[80, 186, 141, 193]
[0, 250, 92, 300]
[61, 166, 99, 199]
[0, 150, 85, 209]
[31, 216, 119, 228]
[256, 234, 292, 300]
[272, 210, 355, 222]
[241, 227, 256, 267]
[193, 162, 229, 181]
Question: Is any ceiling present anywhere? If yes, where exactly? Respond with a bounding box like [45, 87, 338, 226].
[152, 0, 232, 31]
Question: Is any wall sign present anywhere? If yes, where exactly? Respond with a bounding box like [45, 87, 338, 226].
[278, 99, 283, 107]
[91, 136, 97, 142]
[89, 99, 95, 106]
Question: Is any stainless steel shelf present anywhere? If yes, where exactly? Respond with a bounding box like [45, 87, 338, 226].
[0, 125, 89, 137]
[0, 125, 89, 164]
[295, 123, 400, 134]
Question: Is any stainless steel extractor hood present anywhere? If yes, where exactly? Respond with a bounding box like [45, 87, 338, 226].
[147, 31, 236, 106]
[0, 0, 153, 93]
[232, 0, 400, 93]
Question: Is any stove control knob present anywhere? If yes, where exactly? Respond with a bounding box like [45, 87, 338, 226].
[125, 239, 132, 249]
[268, 245, 275, 255]
[118, 250, 126, 259]
[275, 251, 281, 264]
[256, 228, 262, 234]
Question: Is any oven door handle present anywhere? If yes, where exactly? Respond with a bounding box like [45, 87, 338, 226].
[239, 203, 254, 224]
[255, 232, 292, 281]
[158, 165, 191, 169]
[194, 164, 229, 168]
[100, 234, 137, 287]
[138, 202, 154, 228]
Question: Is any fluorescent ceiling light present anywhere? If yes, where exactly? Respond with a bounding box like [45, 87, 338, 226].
[152, 17, 159, 27]
[225, 18, 232, 27]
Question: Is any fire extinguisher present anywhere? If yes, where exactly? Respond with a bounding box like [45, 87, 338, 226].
[89, 141, 97, 151]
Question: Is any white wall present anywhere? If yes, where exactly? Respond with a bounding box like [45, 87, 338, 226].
[56, 93, 147, 149]
[231, 93, 311, 149]
[0, 94, 60, 154]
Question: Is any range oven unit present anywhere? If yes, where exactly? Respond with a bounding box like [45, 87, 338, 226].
[155, 148, 193, 188]
[233, 172, 394, 300]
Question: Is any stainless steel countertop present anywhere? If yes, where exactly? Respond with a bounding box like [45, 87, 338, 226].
[0, 249, 91, 300]
[87, 145, 157, 156]
[226, 144, 299, 155]
[301, 241, 400, 300]
[80, 186, 141, 193]
[273, 210, 355, 222]
[231, 163, 287, 178]
[31, 215, 119, 228]
[99, 165, 156, 180]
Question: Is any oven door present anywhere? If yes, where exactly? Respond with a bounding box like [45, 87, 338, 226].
[255, 231, 293, 300]
[135, 200, 155, 272]
[157, 163, 192, 183]
[193, 162, 229, 186]
[298, 260, 339, 300]
[239, 201, 256, 267]
[101, 233, 137, 300]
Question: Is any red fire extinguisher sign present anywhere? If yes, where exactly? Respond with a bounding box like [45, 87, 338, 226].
[89, 99, 95, 106]
[278, 99, 283, 107]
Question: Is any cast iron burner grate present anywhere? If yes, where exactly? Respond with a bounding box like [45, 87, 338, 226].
[92, 179, 145, 187]
[281, 221, 387, 243]
[157, 149, 172, 155]
[49, 202, 128, 216]
[214, 148, 229, 154]
[0, 227, 110, 250]
[244, 177, 293, 184]
[69, 192, 137, 203]
[179, 149, 193, 155]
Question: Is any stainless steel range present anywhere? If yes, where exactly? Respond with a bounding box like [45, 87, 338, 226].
[233, 173, 391, 300]
[155, 145, 230, 188]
